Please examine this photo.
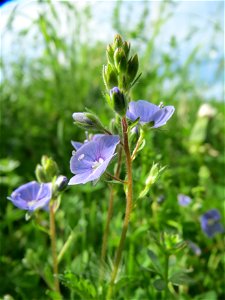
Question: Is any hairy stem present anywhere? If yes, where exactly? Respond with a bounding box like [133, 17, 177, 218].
[106, 117, 133, 300]
[49, 202, 61, 296]
[100, 146, 122, 279]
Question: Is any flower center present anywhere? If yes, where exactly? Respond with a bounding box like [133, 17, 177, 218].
[207, 219, 217, 226]
[27, 200, 37, 207]
[92, 157, 104, 169]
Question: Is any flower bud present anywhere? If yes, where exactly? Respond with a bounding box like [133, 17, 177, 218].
[54, 175, 68, 192]
[114, 48, 127, 73]
[35, 164, 48, 183]
[123, 41, 130, 57]
[127, 54, 139, 82]
[113, 34, 123, 49]
[102, 65, 118, 90]
[110, 87, 127, 116]
[44, 158, 59, 180]
[72, 112, 104, 131]
[36, 156, 59, 182]
[106, 44, 114, 64]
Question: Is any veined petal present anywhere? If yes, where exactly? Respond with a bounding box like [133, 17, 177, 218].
[126, 100, 159, 123]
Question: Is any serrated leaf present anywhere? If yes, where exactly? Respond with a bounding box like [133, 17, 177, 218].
[153, 279, 167, 291]
[169, 271, 194, 286]
[59, 272, 97, 299]
[147, 249, 163, 275]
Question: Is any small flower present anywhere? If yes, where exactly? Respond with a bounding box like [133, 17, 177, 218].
[7, 181, 52, 211]
[126, 100, 175, 128]
[178, 194, 192, 206]
[200, 209, 224, 238]
[69, 135, 120, 185]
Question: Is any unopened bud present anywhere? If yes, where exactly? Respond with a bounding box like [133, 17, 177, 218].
[106, 44, 114, 64]
[127, 54, 139, 82]
[114, 48, 127, 73]
[123, 41, 130, 57]
[103, 65, 118, 89]
[54, 175, 68, 192]
[113, 34, 123, 49]
[36, 156, 59, 182]
[44, 158, 59, 180]
[110, 87, 127, 116]
[35, 164, 48, 183]
[72, 112, 104, 131]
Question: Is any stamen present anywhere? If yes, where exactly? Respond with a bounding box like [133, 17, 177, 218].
[78, 154, 85, 161]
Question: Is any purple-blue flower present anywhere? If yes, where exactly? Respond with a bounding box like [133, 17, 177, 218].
[126, 100, 175, 128]
[8, 181, 52, 211]
[178, 194, 192, 206]
[200, 209, 224, 238]
[69, 135, 120, 185]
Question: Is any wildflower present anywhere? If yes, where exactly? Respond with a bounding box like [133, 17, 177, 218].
[178, 194, 192, 206]
[126, 100, 175, 128]
[69, 135, 120, 185]
[8, 181, 52, 211]
[200, 209, 224, 238]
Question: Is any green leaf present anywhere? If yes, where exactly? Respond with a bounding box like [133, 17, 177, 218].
[59, 272, 97, 299]
[169, 271, 194, 286]
[153, 279, 167, 291]
[147, 249, 163, 275]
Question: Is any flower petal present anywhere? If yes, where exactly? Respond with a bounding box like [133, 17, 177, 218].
[126, 100, 159, 123]
[151, 106, 175, 128]
[71, 141, 83, 150]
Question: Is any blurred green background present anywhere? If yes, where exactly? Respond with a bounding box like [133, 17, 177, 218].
[0, 1, 224, 299]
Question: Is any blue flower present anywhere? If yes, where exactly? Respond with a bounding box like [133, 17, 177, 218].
[200, 209, 224, 238]
[126, 100, 175, 128]
[8, 181, 52, 211]
[69, 135, 120, 185]
[178, 194, 192, 206]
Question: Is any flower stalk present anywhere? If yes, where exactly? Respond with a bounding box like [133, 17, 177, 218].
[100, 146, 123, 279]
[49, 200, 61, 296]
[106, 117, 133, 300]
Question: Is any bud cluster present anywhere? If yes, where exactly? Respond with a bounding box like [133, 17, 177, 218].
[35, 155, 59, 183]
[102, 34, 139, 92]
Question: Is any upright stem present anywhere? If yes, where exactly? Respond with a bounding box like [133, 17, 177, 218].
[106, 117, 133, 300]
[100, 146, 122, 278]
[49, 201, 61, 296]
